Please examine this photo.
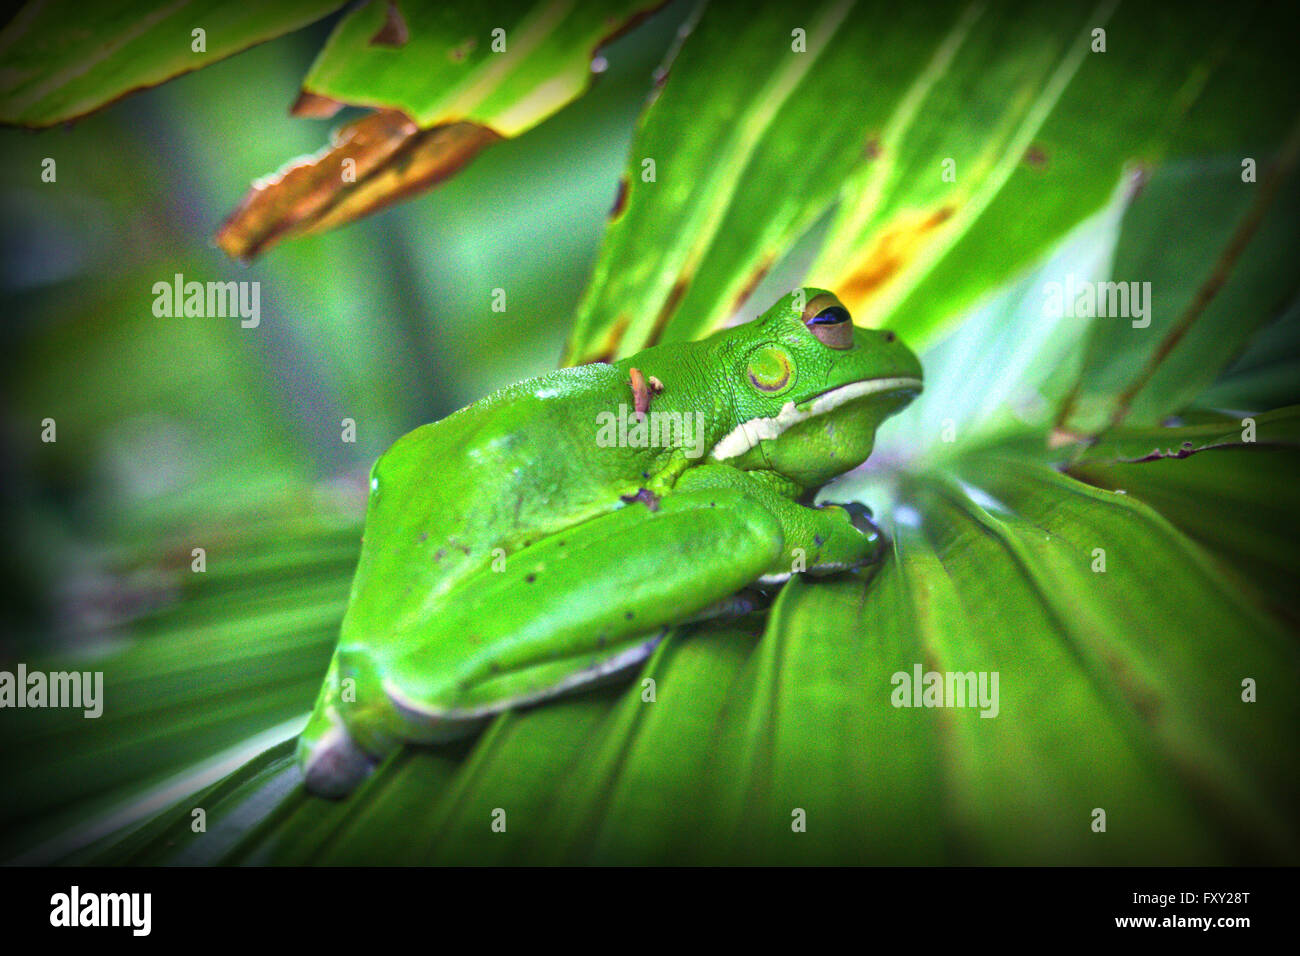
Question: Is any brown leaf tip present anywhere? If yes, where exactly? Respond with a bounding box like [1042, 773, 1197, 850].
[290, 91, 344, 119]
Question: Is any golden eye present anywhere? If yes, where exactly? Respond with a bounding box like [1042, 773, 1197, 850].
[746, 346, 793, 393]
[801, 293, 854, 349]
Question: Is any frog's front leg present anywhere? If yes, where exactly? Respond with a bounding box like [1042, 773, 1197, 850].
[674, 464, 883, 583]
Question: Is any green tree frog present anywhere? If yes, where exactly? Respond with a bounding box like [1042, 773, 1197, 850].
[299, 288, 922, 796]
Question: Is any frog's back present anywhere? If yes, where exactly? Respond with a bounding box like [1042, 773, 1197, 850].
[340, 363, 649, 641]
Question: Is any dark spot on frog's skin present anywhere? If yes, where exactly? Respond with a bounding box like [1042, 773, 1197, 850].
[814, 535, 825, 548]
[864, 138, 882, 160]
[1024, 144, 1049, 169]
[621, 488, 661, 511]
[625, 611, 634, 620]
[434, 548, 446, 561]
[489, 661, 500, 673]
[882, 330, 896, 343]
[419, 531, 428, 542]
[459, 545, 471, 556]
[526, 574, 536, 583]
[597, 635, 608, 647]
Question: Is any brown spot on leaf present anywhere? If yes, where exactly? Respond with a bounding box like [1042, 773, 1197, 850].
[732, 255, 774, 314]
[585, 313, 631, 364]
[609, 176, 629, 220]
[836, 205, 956, 307]
[1102, 650, 1162, 725]
[1023, 144, 1049, 169]
[369, 1, 409, 47]
[647, 276, 690, 347]
[863, 137, 882, 160]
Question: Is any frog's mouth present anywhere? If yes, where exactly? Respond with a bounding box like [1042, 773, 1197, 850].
[799, 376, 923, 415]
[710, 375, 922, 461]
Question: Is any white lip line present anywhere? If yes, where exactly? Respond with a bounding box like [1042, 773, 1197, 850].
[709, 376, 923, 461]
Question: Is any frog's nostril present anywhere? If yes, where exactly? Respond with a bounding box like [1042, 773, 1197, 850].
[882, 330, 896, 343]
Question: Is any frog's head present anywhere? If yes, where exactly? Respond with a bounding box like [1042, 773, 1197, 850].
[711, 288, 923, 487]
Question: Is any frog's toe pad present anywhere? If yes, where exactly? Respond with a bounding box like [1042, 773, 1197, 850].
[298, 720, 377, 799]
[825, 500, 877, 536]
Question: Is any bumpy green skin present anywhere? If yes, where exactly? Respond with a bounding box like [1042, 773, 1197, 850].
[299, 288, 922, 796]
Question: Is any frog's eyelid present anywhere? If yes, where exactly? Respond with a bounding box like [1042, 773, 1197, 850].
[809, 324, 853, 348]
[799, 292, 844, 322]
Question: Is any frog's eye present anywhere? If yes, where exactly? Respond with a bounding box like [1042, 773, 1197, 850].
[745, 345, 794, 395]
[801, 294, 854, 349]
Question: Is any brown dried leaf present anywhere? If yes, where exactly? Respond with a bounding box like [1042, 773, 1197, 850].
[215, 110, 499, 261]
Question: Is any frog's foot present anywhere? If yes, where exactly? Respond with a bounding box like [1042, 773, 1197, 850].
[297, 704, 378, 799]
[384, 628, 668, 738]
[828, 500, 874, 527]
[804, 500, 886, 575]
